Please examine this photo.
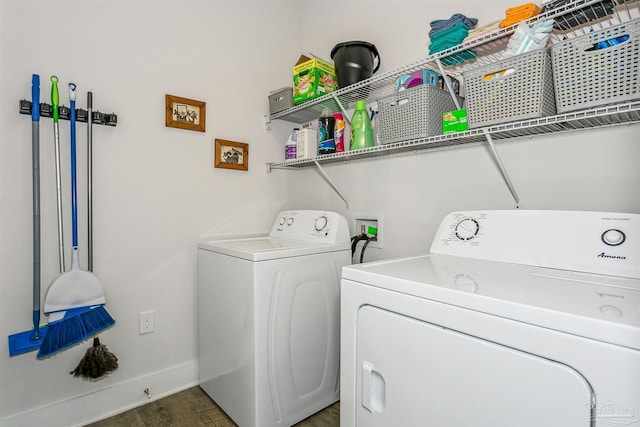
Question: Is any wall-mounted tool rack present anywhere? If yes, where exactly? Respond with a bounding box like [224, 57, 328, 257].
[19, 100, 117, 126]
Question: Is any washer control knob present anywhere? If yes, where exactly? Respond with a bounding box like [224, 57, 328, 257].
[454, 274, 479, 293]
[599, 304, 622, 318]
[315, 216, 328, 231]
[287, 218, 294, 226]
[602, 229, 625, 246]
[455, 218, 480, 241]
[279, 217, 286, 225]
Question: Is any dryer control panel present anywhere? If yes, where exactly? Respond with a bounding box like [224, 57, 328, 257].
[269, 210, 350, 244]
[431, 210, 640, 278]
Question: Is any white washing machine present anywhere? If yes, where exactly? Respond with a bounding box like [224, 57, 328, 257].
[198, 210, 351, 427]
[341, 210, 640, 427]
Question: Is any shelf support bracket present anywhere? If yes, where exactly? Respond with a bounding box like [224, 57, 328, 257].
[313, 160, 349, 209]
[435, 59, 461, 110]
[264, 114, 271, 131]
[483, 130, 520, 208]
[331, 93, 351, 126]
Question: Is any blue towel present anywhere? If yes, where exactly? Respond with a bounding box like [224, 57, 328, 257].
[429, 24, 471, 56]
[428, 15, 478, 66]
[429, 13, 478, 36]
[429, 23, 470, 47]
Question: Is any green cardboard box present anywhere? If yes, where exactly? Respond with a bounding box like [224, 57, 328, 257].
[442, 109, 468, 134]
[293, 55, 337, 105]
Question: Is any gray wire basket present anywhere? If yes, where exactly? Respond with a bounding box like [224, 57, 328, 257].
[551, 18, 640, 113]
[463, 49, 556, 129]
[378, 84, 463, 143]
[268, 87, 293, 115]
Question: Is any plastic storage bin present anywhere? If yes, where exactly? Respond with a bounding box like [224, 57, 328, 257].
[377, 84, 463, 144]
[550, 18, 640, 113]
[268, 87, 293, 115]
[463, 49, 556, 128]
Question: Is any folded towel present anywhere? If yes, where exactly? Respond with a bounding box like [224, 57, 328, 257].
[466, 20, 501, 39]
[505, 2, 540, 16]
[500, 2, 542, 28]
[427, 14, 478, 66]
[429, 22, 471, 44]
[429, 39, 468, 54]
[429, 13, 478, 35]
[429, 38, 469, 54]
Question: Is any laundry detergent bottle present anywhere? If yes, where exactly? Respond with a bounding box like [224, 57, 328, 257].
[333, 113, 345, 153]
[349, 100, 374, 150]
[318, 109, 336, 155]
[285, 128, 299, 161]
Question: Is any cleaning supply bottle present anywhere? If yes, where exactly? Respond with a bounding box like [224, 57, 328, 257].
[370, 107, 382, 145]
[318, 109, 336, 155]
[285, 128, 299, 161]
[349, 100, 374, 150]
[333, 113, 345, 153]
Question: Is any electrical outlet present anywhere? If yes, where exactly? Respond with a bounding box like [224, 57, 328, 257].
[139, 310, 155, 334]
[353, 214, 383, 249]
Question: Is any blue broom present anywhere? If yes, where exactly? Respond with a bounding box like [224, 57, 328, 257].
[37, 82, 114, 359]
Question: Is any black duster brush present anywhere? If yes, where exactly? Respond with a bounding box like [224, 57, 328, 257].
[70, 335, 118, 379]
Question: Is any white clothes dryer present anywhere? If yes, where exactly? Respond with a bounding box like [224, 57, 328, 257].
[341, 210, 640, 427]
[198, 210, 350, 427]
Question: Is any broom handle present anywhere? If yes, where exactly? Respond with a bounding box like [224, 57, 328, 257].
[69, 83, 77, 251]
[87, 92, 93, 271]
[51, 76, 65, 273]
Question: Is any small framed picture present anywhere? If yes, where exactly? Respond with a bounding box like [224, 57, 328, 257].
[214, 139, 249, 171]
[165, 94, 206, 132]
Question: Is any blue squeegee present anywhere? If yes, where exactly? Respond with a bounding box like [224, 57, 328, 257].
[8, 74, 49, 356]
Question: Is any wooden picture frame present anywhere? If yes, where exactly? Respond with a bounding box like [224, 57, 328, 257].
[165, 94, 206, 132]
[214, 139, 249, 171]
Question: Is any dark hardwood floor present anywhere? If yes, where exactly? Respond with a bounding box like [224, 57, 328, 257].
[85, 386, 340, 427]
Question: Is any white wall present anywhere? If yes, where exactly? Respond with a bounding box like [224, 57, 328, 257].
[1, 0, 638, 425]
[0, 1, 300, 425]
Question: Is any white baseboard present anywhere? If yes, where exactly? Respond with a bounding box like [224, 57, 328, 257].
[1, 359, 199, 427]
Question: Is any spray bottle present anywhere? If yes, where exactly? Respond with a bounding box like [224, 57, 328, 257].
[370, 107, 382, 146]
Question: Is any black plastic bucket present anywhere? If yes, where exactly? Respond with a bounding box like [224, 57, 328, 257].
[330, 41, 380, 89]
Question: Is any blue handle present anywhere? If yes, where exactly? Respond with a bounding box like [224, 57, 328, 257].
[69, 83, 78, 248]
[31, 74, 40, 122]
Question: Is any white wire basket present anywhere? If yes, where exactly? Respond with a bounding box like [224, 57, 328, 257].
[551, 18, 640, 113]
[463, 49, 556, 129]
[378, 84, 463, 143]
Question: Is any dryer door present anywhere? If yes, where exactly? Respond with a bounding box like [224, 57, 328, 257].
[356, 306, 594, 427]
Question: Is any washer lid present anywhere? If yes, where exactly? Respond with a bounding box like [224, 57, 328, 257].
[342, 254, 640, 351]
[198, 236, 350, 261]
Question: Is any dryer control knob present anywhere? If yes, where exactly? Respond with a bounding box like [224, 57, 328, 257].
[279, 217, 286, 225]
[315, 216, 328, 231]
[455, 218, 479, 241]
[287, 218, 294, 226]
[602, 229, 625, 246]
